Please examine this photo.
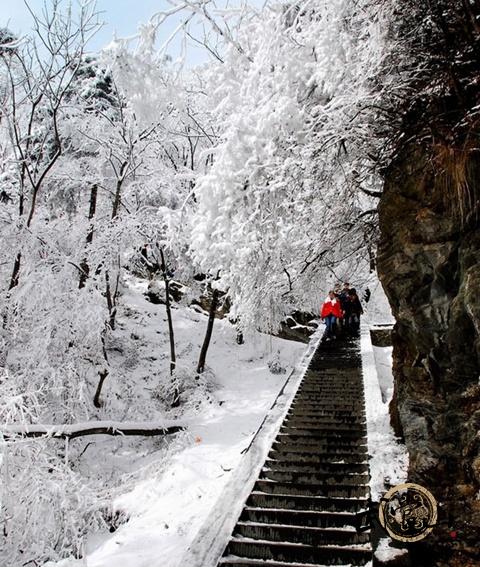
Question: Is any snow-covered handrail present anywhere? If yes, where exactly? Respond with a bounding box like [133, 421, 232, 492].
[0, 420, 185, 440]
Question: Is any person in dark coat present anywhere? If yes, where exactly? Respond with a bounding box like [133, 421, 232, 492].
[344, 288, 363, 331]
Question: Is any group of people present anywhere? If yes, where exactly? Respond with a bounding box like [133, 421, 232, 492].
[320, 282, 364, 341]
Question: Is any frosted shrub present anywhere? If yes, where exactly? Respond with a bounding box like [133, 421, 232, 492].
[154, 365, 215, 416]
[268, 352, 287, 375]
[0, 439, 106, 566]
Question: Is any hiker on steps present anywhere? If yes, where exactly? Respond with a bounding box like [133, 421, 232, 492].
[320, 290, 342, 340]
[343, 288, 364, 333]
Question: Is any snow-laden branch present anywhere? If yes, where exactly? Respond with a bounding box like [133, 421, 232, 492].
[1, 420, 185, 439]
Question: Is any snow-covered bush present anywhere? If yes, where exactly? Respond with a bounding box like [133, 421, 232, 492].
[0, 438, 106, 565]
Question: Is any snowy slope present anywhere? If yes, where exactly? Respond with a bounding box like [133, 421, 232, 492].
[45, 276, 306, 567]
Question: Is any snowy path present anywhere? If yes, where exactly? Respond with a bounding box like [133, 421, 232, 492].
[49, 279, 307, 567]
[215, 335, 373, 567]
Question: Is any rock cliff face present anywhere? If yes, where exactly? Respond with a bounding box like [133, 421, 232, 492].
[377, 143, 480, 565]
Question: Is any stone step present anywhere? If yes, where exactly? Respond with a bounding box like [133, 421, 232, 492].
[263, 459, 369, 475]
[292, 400, 364, 406]
[279, 426, 367, 438]
[246, 491, 370, 513]
[267, 449, 369, 464]
[233, 521, 370, 546]
[299, 382, 363, 386]
[259, 469, 370, 486]
[291, 397, 363, 406]
[270, 442, 368, 456]
[274, 436, 368, 449]
[271, 445, 368, 458]
[225, 540, 372, 566]
[293, 391, 363, 398]
[240, 506, 368, 529]
[219, 559, 354, 567]
[287, 409, 366, 418]
[294, 394, 364, 400]
[302, 378, 362, 385]
[308, 362, 361, 369]
[289, 403, 365, 412]
[254, 479, 369, 498]
[284, 416, 366, 427]
[297, 384, 364, 391]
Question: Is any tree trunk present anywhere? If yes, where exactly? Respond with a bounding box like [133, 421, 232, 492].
[1, 421, 184, 439]
[105, 271, 117, 330]
[79, 184, 98, 289]
[8, 252, 21, 290]
[93, 332, 110, 408]
[93, 369, 108, 408]
[158, 248, 179, 407]
[111, 162, 127, 220]
[196, 287, 219, 375]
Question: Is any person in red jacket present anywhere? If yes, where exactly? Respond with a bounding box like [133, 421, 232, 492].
[321, 290, 343, 339]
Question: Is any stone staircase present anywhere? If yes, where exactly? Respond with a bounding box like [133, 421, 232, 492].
[218, 336, 372, 567]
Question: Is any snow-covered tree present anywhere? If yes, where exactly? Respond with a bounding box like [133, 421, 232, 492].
[185, 0, 403, 330]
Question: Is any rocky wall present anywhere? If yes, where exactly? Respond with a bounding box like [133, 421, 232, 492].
[377, 145, 480, 565]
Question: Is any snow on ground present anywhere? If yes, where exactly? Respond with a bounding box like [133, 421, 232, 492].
[373, 345, 394, 404]
[362, 279, 407, 501]
[361, 329, 407, 503]
[362, 281, 409, 564]
[47, 275, 307, 567]
[365, 278, 395, 326]
[44, 275, 406, 567]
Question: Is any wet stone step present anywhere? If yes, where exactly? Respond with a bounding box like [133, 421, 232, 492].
[310, 362, 361, 366]
[274, 436, 368, 449]
[299, 392, 364, 398]
[301, 378, 363, 382]
[291, 396, 363, 404]
[294, 397, 364, 404]
[271, 444, 368, 458]
[270, 442, 368, 456]
[290, 403, 365, 412]
[277, 432, 367, 443]
[225, 540, 372, 566]
[276, 436, 367, 447]
[301, 377, 363, 381]
[254, 479, 369, 498]
[219, 558, 359, 567]
[289, 399, 363, 405]
[279, 426, 367, 438]
[296, 388, 364, 394]
[263, 459, 369, 474]
[233, 521, 370, 546]
[300, 386, 363, 392]
[285, 416, 366, 427]
[294, 396, 364, 403]
[246, 491, 370, 513]
[260, 469, 370, 486]
[302, 378, 362, 382]
[268, 449, 369, 463]
[288, 409, 366, 418]
[240, 506, 367, 529]
[295, 392, 364, 399]
[293, 392, 363, 400]
[299, 390, 362, 395]
[297, 378, 361, 385]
